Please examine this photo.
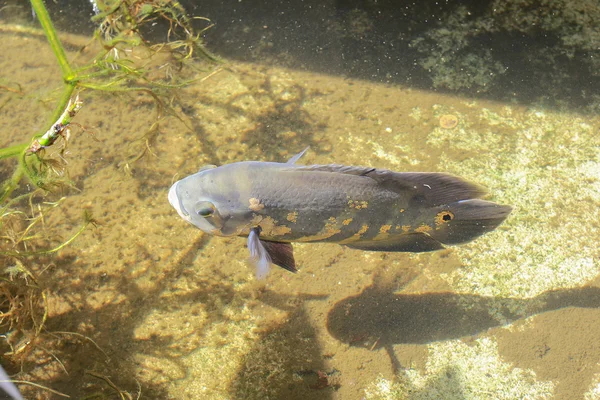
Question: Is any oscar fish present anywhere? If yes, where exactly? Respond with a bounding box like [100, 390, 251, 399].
[168, 149, 511, 278]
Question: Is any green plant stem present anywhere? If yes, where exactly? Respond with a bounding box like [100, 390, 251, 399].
[0, 144, 27, 160]
[29, 0, 78, 124]
[36, 90, 81, 148]
[0, 167, 24, 203]
[29, 0, 75, 82]
[0, 0, 79, 200]
[0, 2, 76, 173]
[48, 84, 76, 129]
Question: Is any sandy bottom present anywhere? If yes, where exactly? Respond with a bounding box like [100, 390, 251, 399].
[1, 26, 600, 400]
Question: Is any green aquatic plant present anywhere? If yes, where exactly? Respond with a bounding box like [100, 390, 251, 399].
[1, 0, 217, 197]
[0, 0, 217, 396]
[92, 0, 218, 63]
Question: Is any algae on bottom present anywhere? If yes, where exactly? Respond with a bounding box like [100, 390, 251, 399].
[364, 337, 554, 400]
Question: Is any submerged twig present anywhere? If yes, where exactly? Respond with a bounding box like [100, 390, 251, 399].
[86, 371, 133, 400]
[1, 379, 70, 398]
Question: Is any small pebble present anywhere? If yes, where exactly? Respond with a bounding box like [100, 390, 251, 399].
[439, 114, 459, 129]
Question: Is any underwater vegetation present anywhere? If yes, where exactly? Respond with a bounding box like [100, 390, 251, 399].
[0, 0, 216, 397]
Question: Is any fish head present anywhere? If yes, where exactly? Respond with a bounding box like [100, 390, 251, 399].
[168, 164, 254, 237]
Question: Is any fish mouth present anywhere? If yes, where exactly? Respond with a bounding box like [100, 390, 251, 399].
[168, 182, 189, 219]
[168, 181, 222, 235]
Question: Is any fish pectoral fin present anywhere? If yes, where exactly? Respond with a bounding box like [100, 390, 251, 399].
[344, 233, 445, 252]
[260, 240, 297, 273]
[248, 228, 272, 279]
[248, 229, 297, 278]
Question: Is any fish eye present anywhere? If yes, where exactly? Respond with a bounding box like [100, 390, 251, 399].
[197, 208, 214, 217]
[195, 201, 216, 218]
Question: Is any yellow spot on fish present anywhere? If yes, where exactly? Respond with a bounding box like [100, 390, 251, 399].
[401, 225, 411, 232]
[399, 208, 405, 213]
[249, 197, 264, 211]
[286, 211, 298, 223]
[256, 215, 291, 237]
[379, 225, 392, 234]
[435, 210, 454, 226]
[357, 224, 369, 235]
[297, 216, 341, 241]
[325, 217, 340, 235]
[343, 218, 353, 226]
[338, 223, 370, 244]
[415, 224, 433, 233]
[347, 198, 369, 209]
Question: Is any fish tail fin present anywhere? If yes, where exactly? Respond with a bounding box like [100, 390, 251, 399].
[430, 199, 512, 245]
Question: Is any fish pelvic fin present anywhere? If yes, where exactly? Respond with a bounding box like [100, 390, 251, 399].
[430, 199, 512, 245]
[261, 240, 297, 273]
[248, 228, 297, 279]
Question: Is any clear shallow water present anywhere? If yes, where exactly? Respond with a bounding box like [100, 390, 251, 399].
[1, 1, 599, 399]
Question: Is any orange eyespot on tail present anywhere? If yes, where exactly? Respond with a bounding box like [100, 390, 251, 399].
[430, 199, 512, 245]
[435, 210, 455, 226]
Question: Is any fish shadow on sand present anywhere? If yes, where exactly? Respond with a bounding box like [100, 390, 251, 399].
[228, 290, 337, 400]
[327, 278, 600, 373]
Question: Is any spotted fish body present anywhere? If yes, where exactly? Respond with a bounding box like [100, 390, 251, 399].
[168, 150, 511, 278]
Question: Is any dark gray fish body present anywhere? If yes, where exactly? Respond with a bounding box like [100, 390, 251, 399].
[168, 150, 511, 278]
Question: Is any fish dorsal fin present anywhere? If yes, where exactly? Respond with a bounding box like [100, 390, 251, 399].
[286, 147, 310, 164]
[291, 164, 486, 205]
[292, 164, 374, 175]
[366, 170, 487, 205]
